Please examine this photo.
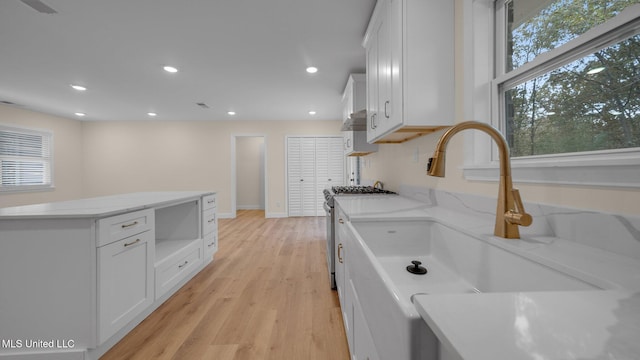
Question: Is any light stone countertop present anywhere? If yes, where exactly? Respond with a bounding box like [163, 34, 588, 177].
[0, 191, 214, 219]
[413, 290, 640, 360]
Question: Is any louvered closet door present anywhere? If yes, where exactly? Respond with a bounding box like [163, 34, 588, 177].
[300, 138, 317, 216]
[287, 137, 316, 216]
[287, 137, 302, 216]
[316, 137, 345, 215]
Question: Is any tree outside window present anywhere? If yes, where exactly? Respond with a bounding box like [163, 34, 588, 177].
[502, 0, 640, 157]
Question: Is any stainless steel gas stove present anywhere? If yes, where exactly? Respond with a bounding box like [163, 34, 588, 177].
[323, 185, 397, 207]
[322, 185, 397, 289]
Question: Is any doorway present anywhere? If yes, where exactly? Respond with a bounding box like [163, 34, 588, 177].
[231, 134, 266, 218]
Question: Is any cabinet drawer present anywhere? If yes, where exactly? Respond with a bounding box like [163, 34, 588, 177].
[155, 240, 203, 299]
[97, 209, 154, 247]
[204, 233, 218, 259]
[202, 208, 217, 236]
[202, 194, 217, 211]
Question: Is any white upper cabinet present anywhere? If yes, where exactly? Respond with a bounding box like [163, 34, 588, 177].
[363, 0, 454, 144]
[342, 74, 367, 123]
[342, 74, 378, 156]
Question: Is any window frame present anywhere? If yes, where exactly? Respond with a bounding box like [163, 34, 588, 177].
[0, 124, 55, 193]
[462, 0, 640, 189]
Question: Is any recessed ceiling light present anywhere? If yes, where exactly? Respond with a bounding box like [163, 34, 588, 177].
[306, 66, 318, 74]
[70, 84, 87, 91]
[309, 111, 317, 115]
[74, 112, 86, 117]
[163, 66, 178, 73]
[587, 67, 605, 75]
[147, 112, 157, 117]
[227, 111, 236, 116]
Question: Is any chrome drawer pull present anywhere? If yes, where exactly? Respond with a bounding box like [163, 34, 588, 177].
[208, 242, 215, 247]
[178, 261, 189, 269]
[208, 199, 215, 204]
[124, 238, 141, 247]
[338, 218, 344, 224]
[121, 221, 139, 229]
[208, 218, 215, 223]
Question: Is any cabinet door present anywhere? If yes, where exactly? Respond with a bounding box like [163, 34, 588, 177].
[342, 76, 353, 121]
[98, 230, 154, 344]
[344, 131, 354, 155]
[353, 283, 380, 360]
[376, 0, 392, 134]
[366, 0, 399, 142]
[384, 0, 403, 133]
[334, 207, 347, 310]
[366, 15, 380, 143]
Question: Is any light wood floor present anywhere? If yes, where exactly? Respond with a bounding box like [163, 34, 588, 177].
[101, 210, 349, 360]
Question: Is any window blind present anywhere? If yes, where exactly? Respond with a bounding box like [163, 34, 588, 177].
[0, 126, 52, 190]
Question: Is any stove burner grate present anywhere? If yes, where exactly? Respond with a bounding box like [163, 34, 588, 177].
[331, 186, 396, 195]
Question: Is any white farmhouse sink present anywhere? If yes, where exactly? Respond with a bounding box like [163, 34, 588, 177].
[347, 219, 607, 360]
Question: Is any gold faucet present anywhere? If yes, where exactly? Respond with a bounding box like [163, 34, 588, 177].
[427, 121, 532, 239]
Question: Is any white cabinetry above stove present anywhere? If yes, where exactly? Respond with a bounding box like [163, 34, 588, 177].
[341, 74, 378, 156]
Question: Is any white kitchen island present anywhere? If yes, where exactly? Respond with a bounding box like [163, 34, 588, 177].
[0, 191, 218, 360]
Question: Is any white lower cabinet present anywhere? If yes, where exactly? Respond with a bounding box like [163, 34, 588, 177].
[98, 229, 154, 344]
[351, 280, 380, 360]
[336, 210, 380, 360]
[0, 191, 217, 359]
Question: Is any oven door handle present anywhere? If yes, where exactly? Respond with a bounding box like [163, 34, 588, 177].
[323, 202, 332, 213]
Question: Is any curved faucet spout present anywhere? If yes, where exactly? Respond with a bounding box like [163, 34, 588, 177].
[427, 121, 532, 239]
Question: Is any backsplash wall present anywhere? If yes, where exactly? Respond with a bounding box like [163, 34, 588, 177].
[361, 122, 640, 217]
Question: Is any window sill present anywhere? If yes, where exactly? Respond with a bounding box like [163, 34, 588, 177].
[463, 148, 640, 189]
[0, 185, 55, 194]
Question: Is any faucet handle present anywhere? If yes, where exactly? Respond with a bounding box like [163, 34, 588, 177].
[505, 189, 533, 226]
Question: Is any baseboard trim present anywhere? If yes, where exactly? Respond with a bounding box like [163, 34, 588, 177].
[237, 205, 263, 210]
[265, 212, 288, 218]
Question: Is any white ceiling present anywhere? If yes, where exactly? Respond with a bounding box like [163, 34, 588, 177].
[0, 0, 375, 121]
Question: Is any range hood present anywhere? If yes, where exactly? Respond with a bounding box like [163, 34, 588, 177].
[341, 109, 367, 131]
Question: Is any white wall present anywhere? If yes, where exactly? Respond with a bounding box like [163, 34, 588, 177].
[236, 136, 264, 210]
[1, 104, 341, 214]
[81, 119, 341, 217]
[360, 0, 640, 216]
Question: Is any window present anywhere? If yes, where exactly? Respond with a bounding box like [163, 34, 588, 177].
[498, 0, 640, 157]
[0, 125, 53, 192]
[462, 0, 640, 188]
